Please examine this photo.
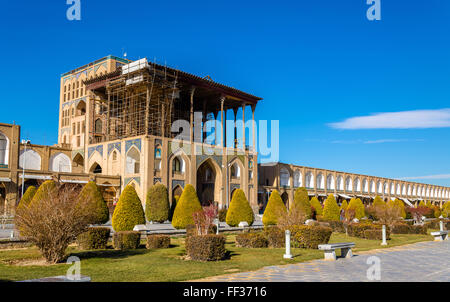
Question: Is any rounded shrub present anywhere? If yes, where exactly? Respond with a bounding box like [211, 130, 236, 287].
[17, 186, 37, 212]
[393, 199, 406, 219]
[145, 184, 170, 223]
[310, 197, 323, 216]
[112, 185, 145, 232]
[293, 187, 311, 218]
[262, 190, 286, 226]
[218, 208, 228, 222]
[79, 181, 109, 225]
[323, 194, 340, 221]
[442, 201, 449, 218]
[226, 189, 254, 227]
[292, 225, 333, 249]
[171, 184, 203, 229]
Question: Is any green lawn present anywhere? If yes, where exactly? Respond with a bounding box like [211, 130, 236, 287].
[0, 231, 433, 282]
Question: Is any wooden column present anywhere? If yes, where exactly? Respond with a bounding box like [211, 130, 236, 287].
[251, 104, 256, 152]
[220, 97, 225, 147]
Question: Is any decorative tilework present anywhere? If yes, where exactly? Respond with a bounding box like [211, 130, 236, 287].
[71, 149, 85, 160]
[62, 97, 86, 109]
[88, 145, 103, 159]
[125, 138, 141, 153]
[0, 164, 8, 169]
[108, 142, 121, 156]
[196, 155, 222, 169]
[124, 177, 140, 186]
[172, 180, 185, 189]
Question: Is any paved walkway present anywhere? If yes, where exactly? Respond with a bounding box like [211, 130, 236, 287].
[198, 241, 450, 282]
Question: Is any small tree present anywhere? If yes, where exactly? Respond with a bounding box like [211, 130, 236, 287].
[310, 197, 323, 216]
[262, 190, 287, 226]
[78, 181, 109, 225]
[171, 184, 203, 229]
[30, 180, 57, 207]
[15, 184, 94, 263]
[392, 199, 406, 219]
[408, 206, 432, 225]
[323, 194, 340, 221]
[293, 187, 311, 218]
[112, 185, 146, 231]
[226, 189, 254, 227]
[367, 204, 401, 227]
[145, 184, 170, 223]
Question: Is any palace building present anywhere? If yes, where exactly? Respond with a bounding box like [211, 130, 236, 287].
[0, 55, 448, 216]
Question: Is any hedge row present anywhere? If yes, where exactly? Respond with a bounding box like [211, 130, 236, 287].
[185, 235, 226, 261]
[146, 235, 170, 249]
[112, 231, 141, 250]
[236, 233, 268, 248]
[77, 227, 110, 250]
[347, 223, 391, 240]
[390, 223, 427, 235]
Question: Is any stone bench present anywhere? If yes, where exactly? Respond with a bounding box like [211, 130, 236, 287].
[431, 231, 448, 242]
[318, 242, 355, 261]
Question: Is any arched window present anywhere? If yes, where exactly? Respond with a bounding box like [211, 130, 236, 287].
[390, 183, 395, 195]
[354, 178, 361, 192]
[90, 163, 102, 174]
[316, 173, 324, 189]
[293, 171, 302, 188]
[362, 179, 368, 192]
[155, 145, 162, 159]
[280, 168, 290, 187]
[337, 176, 344, 191]
[230, 162, 240, 178]
[305, 172, 314, 189]
[345, 177, 352, 191]
[95, 119, 102, 134]
[0, 132, 9, 166]
[327, 174, 335, 190]
[112, 150, 117, 161]
[126, 147, 140, 174]
[377, 181, 382, 194]
[19, 149, 41, 170]
[402, 184, 406, 196]
[370, 180, 375, 193]
[173, 157, 182, 173]
[396, 183, 401, 195]
[50, 152, 72, 173]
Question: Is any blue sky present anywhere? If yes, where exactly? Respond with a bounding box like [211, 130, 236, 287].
[0, 1, 449, 186]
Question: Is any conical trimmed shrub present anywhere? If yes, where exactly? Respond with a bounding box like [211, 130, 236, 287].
[30, 180, 57, 207]
[171, 184, 203, 229]
[372, 195, 386, 209]
[443, 201, 450, 218]
[145, 184, 170, 223]
[262, 190, 286, 226]
[17, 186, 37, 212]
[347, 198, 365, 220]
[226, 189, 254, 227]
[418, 200, 426, 208]
[112, 185, 145, 231]
[310, 197, 323, 216]
[79, 181, 109, 225]
[323, 194, 340, 221]
[340, 200, 348, 211]
[293, 187, 311, 218]
[394, 198, 406, 219]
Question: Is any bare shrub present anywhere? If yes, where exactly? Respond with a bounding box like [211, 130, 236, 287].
[192, 204, 218, 236]
[15, 184, 95, 264]
[276, 204, 306, 231]
[367, 204, 401, 228]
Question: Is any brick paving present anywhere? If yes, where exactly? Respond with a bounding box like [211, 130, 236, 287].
[197, 241, 450, 282]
